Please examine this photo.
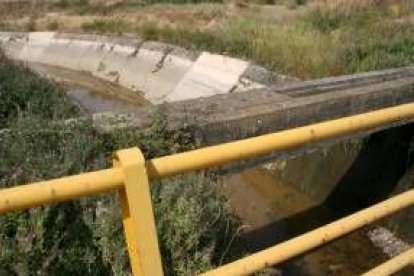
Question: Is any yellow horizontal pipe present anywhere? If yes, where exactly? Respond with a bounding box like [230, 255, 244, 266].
[201, 190, 414, 276]
[146, 103, 414, 179]
[362, 247, 414, 276]
[0, 168, 124, 215]
[0, 103, 414, 214]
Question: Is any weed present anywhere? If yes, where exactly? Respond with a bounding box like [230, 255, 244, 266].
[135, 2, 413, 79]
[24, 16, 37, 32]
[0, 118, 111, 275]
[0, 53, 78, 128]
[76, 0, 90, 6]
[285, 0, 307, 9]
[0, 117, 241, 275]
[0, 52, 241, 275]
[81, 18, 130, 35]
[340, 21, 414, 73]
[149, 0, 223, 3]
[55, 0, 69, 8]
[153, 175, 240, 275]
[46, 19, 59, 31]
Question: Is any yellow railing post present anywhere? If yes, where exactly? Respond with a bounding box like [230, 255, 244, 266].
[0, 104, 414, 275]
[113, 148, 163, 276]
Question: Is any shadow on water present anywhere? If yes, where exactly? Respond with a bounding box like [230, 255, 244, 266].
[325, 124, 414, 217]
[235, 124, 414, 275]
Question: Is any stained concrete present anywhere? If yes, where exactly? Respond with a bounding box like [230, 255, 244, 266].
[0, 32, 293, 104]
[105, 66, 414, 148]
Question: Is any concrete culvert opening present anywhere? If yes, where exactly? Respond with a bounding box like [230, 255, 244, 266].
[2, 31, 414, 276]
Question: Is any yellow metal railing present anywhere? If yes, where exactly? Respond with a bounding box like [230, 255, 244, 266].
[1, 102, 414, 275]
[362, 247, 414, 276]
[203, 189, 414, 276]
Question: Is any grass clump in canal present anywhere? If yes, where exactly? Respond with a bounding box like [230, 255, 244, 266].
[0, 52, 241, 275]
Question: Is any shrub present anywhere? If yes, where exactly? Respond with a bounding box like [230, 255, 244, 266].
[24, 17, 37, 32]
[132, 2, 413, 79]
[0, 119, 111, 275]
[340, 21, 414, 73]
[0, 117, 241, 275]
[81, 18, 130, 34]
[153, 176, 240, 275]
[46, 19, 59, 31]
[55, 0, 69, 8]
[0, 51, 241, 275]
[0, 52, 78, 129]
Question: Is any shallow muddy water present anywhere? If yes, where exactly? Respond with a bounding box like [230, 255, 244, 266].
[220, 167, 388, 276]
[30, 63, 150, 114]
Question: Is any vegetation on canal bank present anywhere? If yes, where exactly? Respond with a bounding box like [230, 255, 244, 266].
[2, 1, 410, 79]
[0, 53, 241, 275]
[133, 1, 414, 79]
[0, 1, 413, 274]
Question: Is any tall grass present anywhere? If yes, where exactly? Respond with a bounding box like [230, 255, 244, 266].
[133, 1, 414, 79]
[57, 0, 223, 15]
[81, 18, 131, 34]
[135, 20, 345, 78]
[8, 1, 412, 79]
[0, 52, 78, 128]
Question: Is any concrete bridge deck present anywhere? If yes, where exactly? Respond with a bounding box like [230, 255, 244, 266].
[106, 66, 414, 146]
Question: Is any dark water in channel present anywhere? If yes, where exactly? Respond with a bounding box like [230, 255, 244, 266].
[220, 126, 414, 276]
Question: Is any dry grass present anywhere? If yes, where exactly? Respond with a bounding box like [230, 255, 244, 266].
[1, 1, 413, 79]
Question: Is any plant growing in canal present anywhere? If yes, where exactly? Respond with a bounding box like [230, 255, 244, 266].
[0, 52, 241, 275]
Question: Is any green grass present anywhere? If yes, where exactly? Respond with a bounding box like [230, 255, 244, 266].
[46, 19, 59, 31]
[81, 18, 131, 34]
[0, 119, 111, 275]
[153, 175, 239, 275]
[59, 0, 223, 16]
[144, 0, 223, 3]
[132, 2, 414, 79]
[7, 1, 412, 80]
[24, 17, 37, 32]
[0, 52, 78, 128]
[0, 53, 242, 275]
[2, 2, 412, 273]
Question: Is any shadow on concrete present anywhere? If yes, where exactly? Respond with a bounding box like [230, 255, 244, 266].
[239, 124, 414, 273]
